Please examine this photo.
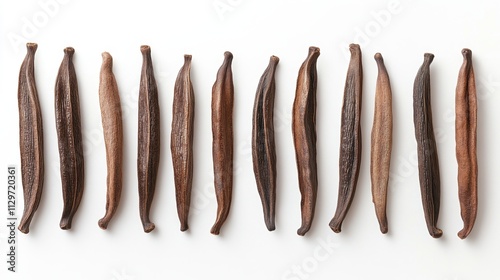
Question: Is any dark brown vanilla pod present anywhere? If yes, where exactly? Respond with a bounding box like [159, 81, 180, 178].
[55, 47, 84, 230]
[18, 43, 44, 234]
[211, 51, 234, 235]
[137, 45, 160, 233]
[370, 53, 392, 234]
[413, 53, 442, 238]
[171, 54, 195, 232]
[292, 47, 320, 236]
[330, 44, 363, 233]
[98, 52, 123, 230]
[455, 48, 477, 239]
[252, 55, 279, 231]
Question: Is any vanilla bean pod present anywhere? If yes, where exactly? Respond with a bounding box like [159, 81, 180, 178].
[292, 47, 320, 236]
[55, 47, 84, 230]
[98, 52, 123, 230]
[137, 45, 160, 233]
[330, 44, 363, 233]
[252, 55, 279, 231]
[370, 53, 392, 234]
[413, 53, 442, 238]
[18, 43, 44, 234]
[171, 55, 195, 232]
[455, 48, 477, 239]
[211, 51, 234, 235]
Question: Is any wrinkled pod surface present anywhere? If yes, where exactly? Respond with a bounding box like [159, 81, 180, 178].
[292, 47, 320, 236]
[370, 53, 393, 234]
[137, 45, 160, 233]
[211, 51, 234, 235]
[55, 47, 84, 230]
[413, 53, 442, 238]
[171, 55, 195, 232]
[330, 44, 363, 233]
[252, 55, 279, 231]
[18, 43, 44, 234]
[455, 48, 477, 239]
[98, 52, 123, 230]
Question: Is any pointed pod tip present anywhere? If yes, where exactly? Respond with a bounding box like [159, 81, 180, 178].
[140, 45, 151, 55]
[101, 52, 112, 62]
[457, 228, 471, 239]
[210, 226, 221, 235]
[102, 51, 111, 58]
[329, 221, 342, 233]
[265, 219, 276, 231]
[60, 218, 72, 230]
[64, 47, 75, 55]
[380, 224, 388, 234]
[423, 53, 434, 63]
[349, 43, 361, 53]
[98, 218, 109, 230]
[349, 43, 360, 50]
[143, 222, 155, 233]
[297, 224, 311, 236]
[270, 55, 280, 64]
[430, 228, 443, 238]
[308, 46, 320, 54]
[180, 224, 189, 232]
[26, 42, 38, 52]
[18, 224, 29, 234]
[224, 51, 233, 59]
[461, 48, 472, 60]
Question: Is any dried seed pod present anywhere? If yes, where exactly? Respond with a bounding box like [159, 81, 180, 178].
[55, 47, 84, 230]
[211, 51, 234, 235]
[292, 47, 320, 236]
[137, 45, 160, 233]
[252, 55, 279, 231]
[97, 52, 123, 230]
[455, 48, 477, 239]
[370, 53, 393, 234]
[18, 43, 44, 234]
[413, 53, 442, 238]
[330, 44, 363, 233]
[171, 55, 195, 232]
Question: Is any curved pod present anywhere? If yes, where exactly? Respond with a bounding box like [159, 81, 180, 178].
[98, 52, 123, 230]
[252, 55, 279, 231]
[330, 44, 363, 233]
[55, 47, 84, 230]
[292, 47, 320, 236]
[18, 43, 44, 234]
[211, 51, 234, 235]
[413, 53, 442, 238]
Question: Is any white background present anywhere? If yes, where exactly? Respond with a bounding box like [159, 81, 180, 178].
[1, 0, 500, 279]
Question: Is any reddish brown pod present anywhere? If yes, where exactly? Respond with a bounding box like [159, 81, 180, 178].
[18, 43, 44, 234]
[97, 52, 123, 230]
[252, 55, 279, 231]
[211, 51, 234, 235]
[292, 46, 320, 236]
[455, 48, 477, 239]
[171, 55, 195, 232]
[370, 53, 393, 234]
